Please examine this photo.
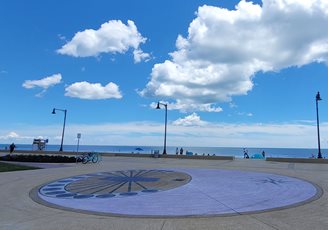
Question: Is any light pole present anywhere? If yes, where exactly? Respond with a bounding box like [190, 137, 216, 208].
[52, 108, 67, 152]
[156, 102, 168, 155]
[315, 92, 322, 159]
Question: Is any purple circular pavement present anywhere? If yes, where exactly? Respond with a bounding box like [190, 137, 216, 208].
[31, 168, 320, 217]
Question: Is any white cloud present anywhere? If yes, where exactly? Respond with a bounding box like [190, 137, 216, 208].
[6, 132, 19, 138]
[0, 131, 31, 140]
[57, 34, 66, 41]
[173, 113, 208, 126]
[133, 49, 151, 63]
[229, 102, 238, 108]
[65, 81, 122, 100]
[22, 73, 62, 97]
[22, 73, 62, 89]
[57, 20, 150, 63]
[150, 100, 222, 113]
[141, 0, 328, 111]
[2, 121, 328, 149]
[237, 112, 253, 117]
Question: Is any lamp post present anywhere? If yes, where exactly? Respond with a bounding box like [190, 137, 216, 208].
[52, 108, 67, 152]
[315, 92, 322, 159]
[156, 102, 168, 155]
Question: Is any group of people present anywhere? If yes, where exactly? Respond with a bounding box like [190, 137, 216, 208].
[243, 148, 250, 158]
[175, 147, 184, 155]
[243, 148, 266, 159]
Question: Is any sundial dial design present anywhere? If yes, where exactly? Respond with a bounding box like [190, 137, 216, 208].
[38, 169, 190, 199]
[31, 169, 320, 217]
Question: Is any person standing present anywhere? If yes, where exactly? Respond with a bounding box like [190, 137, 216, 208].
[180, 147, 184, 155]
[176, 147, 179, 155]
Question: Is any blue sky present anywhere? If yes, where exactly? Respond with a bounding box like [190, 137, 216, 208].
[1, 0, 328, 149]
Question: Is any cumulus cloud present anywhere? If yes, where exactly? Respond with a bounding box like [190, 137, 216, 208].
[133, 49, 151, 63]
[0, 132, 17, 140]
[22, 73, 62, 96]
[65, 81, 122, 100]
[6, 132, 19, 138]
[0, 131, 47, 142]
[173, 113, 208, 126]
[0, 132, 26, 140]
[57, 20, 150, 63]
[141, 0, 328, 111]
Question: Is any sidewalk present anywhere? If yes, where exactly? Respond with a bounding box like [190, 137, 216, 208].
[0, 156, 327, 230]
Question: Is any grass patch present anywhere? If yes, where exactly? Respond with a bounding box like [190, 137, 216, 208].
[0, 162, 40, 172]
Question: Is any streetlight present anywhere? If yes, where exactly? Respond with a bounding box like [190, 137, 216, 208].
[315, 92, 322, 159]
[156, 101, 168, 155]
[52, 108, 67, 152]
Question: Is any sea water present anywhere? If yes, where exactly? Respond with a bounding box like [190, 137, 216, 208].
[0, 144, 326, 159]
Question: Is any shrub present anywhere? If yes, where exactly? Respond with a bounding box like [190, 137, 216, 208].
[0, 154, 76, 163]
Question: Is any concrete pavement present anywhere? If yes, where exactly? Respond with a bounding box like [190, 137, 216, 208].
[1, 156, 328, 230]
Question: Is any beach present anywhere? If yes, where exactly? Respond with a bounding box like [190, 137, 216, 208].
[1, 144, 327, 159]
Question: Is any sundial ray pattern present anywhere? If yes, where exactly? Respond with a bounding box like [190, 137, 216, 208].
[39, 169, 191, 199]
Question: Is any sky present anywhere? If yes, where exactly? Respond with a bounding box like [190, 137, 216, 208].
[1, 0, 328, 149]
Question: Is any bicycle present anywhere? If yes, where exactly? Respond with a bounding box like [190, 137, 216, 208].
[78, 152, 100, 164]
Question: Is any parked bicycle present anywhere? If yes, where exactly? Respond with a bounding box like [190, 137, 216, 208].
[77, 152, 101, 164]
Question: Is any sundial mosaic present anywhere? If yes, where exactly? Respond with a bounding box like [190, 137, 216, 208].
[39, 169, 191, 199]
[33, 169, 320, 217]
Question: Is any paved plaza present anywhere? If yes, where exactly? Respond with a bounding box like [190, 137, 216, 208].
[1, 156, 328, 229]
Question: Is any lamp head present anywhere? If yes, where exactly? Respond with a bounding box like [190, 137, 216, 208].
[156, 102, 161, 109]
[52, 108, 56, 114]
[316, 92, 322, 101]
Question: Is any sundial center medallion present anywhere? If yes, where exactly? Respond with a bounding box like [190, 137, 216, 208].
[38, 169, 191, 198]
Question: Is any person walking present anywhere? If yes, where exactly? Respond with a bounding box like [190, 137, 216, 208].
[9, 143, 16, 153]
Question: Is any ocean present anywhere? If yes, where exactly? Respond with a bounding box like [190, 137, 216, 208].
[0, 144, 326, 159]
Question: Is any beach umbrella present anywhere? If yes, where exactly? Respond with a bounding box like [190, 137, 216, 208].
[135, 147, 143, 151]
[251, 153, 264, 159]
